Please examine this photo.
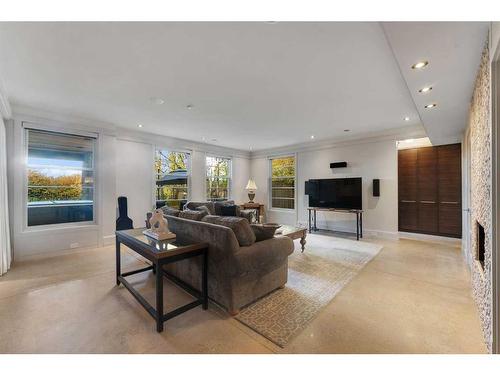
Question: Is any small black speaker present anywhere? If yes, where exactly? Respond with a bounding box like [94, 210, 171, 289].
[373, 179, 380, 197]
[330, 162, 347, 168]
[305, 180, 313, 195]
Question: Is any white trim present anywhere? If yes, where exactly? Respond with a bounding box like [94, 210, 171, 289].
[103, 234, 116, 246]
[21, 123, 99, 232]
[0, 79, 12, 119]
[251, 124, 427, 159]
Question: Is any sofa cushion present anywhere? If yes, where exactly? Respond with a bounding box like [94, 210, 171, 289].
[193, 205, 211, 216]
[201, 215, 256, 246]
[160, 206, 180, 217]
[179, 209, 207, 221]
[220, 204, 238, 217]
[214, 200, 235, 216]
[184, 201, 215, 215]
[251, 224, 279, 242]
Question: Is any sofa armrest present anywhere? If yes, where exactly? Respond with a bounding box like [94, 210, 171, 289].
[233, 236, 294, 276]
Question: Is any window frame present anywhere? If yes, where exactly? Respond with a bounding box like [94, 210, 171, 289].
[22, 123, 98, 231]
[154, 148, 192, 209]
[205, 154, 232, 201]
[268, 154, 297, 211]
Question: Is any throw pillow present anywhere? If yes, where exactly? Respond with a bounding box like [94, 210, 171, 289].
[194, 205, 211, 216]
[160, 206, 180, 217]
[251, 224, 279, 241]
[179, 209, 207, 221]
[220, 204, 238, 217]
[201, 215, 256, 246]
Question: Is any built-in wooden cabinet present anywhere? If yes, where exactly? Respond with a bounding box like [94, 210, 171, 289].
[398, 143, 462, 238]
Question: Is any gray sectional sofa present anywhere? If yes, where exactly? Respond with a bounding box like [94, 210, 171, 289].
[163, 212, 294, 315]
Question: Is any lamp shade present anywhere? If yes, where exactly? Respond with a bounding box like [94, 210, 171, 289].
[245, 179, 258, 190]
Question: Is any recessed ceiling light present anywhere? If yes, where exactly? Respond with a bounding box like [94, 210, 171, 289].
[418, 86, 432, 93]
[344, 129, 350, 132]
[404, 116, 410, 121]
[186, 104, 193, 110]
[137, 124, 143, 128]
[425, 103, 437, 109]
[310, 135, 315, 139]
[411, 61, 429, 69]
[150, 97, 165, 105]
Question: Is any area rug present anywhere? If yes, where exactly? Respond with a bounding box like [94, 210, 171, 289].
[235, 234, 383, 347]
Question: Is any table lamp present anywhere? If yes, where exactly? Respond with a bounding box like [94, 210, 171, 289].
[245, 179, 258, 203]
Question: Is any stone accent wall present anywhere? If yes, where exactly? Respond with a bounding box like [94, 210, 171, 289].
[469, 42, 492, 352]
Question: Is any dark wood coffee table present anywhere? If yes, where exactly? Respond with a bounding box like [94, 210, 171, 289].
[115, 228, 208, 332]
[276, 225, 307, 252]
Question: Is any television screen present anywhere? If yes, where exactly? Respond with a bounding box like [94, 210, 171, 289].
[307, 177, 362, 210]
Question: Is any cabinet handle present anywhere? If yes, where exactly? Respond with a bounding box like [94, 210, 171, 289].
[400, 200, 416, 203]
[441, 201, 458, 204]
[420, 200, 436, 204]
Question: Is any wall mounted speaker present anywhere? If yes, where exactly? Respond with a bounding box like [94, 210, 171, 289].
[330, 162, 347, 168]
[305, 180, 313, 195]
[373, 179, 380, 197]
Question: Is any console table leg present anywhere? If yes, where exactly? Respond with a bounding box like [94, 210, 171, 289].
[314, 210, 317, 231]
[356, 213, 360, 241]
[156, 262, 164, 332]
[202, 250, 208, 310]
[308, 210, 312, 233]
[360, 212, 363, 238]
[115, 239, 121, 285]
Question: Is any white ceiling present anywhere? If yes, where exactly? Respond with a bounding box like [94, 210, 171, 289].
[383, 22, 489, 145]
[0, 22, 488, 151]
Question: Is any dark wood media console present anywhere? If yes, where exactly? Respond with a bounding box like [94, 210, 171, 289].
[307, 207, 363, 240]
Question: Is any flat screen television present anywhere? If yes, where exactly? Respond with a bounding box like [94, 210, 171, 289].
[307, 177, 362, 210]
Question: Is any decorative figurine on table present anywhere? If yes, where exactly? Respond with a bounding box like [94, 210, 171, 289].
[143, 209, 176, 240]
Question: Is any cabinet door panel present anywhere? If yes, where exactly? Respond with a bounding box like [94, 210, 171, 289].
[438, 144, 462, 237]
[439, 204, 462, 236]
[399, 201, 418, 231]
[398, 149, 417, 201]
[417, 147, 438, 233]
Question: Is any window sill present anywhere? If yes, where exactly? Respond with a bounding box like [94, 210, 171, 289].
[21, 223, 99, 235]
[268, 208, 296, 213]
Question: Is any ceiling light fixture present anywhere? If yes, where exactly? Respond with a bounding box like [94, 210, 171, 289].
[425, 103, 437, 109]
[418, 86, 432, 93]
[137, 124, 143, 128]
[404, 116, 410, 121]
[186, 104, 193, 110]
[344, 129, 350, 132]
[411, 61, 429, 69]
[310, 135, 315, 139]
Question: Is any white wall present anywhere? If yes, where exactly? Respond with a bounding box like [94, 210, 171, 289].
[251, 139, 398, 237]
[5, 112, 251, 258]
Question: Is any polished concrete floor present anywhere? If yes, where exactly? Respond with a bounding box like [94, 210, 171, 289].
[0, 234, 487, 353]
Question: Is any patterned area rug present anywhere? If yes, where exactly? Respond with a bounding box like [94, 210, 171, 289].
[235, 234, 383, 347]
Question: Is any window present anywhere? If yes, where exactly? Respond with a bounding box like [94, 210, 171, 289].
[206, 156, 231, 201]
[270, 156, 295, 209]
[26, 128, 96, 226]
[155, 150, 190, 209]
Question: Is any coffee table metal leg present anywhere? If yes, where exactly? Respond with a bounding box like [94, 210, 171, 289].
[156, 261, 164, 332]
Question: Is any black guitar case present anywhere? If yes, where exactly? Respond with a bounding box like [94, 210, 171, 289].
[116, 196, 133, 231]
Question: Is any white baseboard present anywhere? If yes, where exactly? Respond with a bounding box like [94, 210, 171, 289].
[398, 231, 461, 247]
[103, 234, 116, 246]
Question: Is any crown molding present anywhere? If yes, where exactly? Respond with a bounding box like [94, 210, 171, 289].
[0, 79, 12, 119]
[250, 124, 427, 159]
[10, 103, 251, 159]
